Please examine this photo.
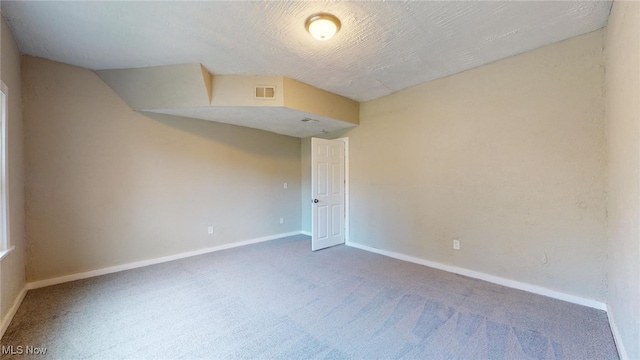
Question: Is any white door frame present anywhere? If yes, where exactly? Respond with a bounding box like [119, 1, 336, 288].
[336, 137, 350, 245]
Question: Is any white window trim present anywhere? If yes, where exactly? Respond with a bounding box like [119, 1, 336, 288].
[0, 81, 13, 261]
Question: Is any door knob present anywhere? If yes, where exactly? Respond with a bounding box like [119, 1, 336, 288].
[313, 199, 319, 203]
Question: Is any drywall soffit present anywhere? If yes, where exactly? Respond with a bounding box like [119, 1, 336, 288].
[97, 63, 212, 109]
[98, 64, 359, 138]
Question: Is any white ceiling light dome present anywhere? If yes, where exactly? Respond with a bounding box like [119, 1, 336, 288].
[305, 13, 341, 41]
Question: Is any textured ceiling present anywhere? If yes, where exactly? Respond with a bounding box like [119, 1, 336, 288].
[1, 1, 612, 103]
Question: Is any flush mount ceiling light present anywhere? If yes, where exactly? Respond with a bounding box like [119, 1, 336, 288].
[305, 13, 341, 41]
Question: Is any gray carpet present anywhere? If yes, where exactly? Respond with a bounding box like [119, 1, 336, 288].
[1, 235, 618, 359]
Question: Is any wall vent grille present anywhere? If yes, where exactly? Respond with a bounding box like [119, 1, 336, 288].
[255, 86, 276, 99]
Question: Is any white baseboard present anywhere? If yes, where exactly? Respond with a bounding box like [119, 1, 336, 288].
[607, 305, 629, 360]
[347, 241, 607, 311]
[301, 231, 311, 237]
[0, 285, 27, 340]
[28, 231, 303, 290]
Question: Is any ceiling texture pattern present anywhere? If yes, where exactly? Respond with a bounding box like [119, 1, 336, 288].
[2, 1, 612, 103]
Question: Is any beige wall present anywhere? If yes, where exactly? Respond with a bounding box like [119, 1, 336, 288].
[331, 30, 607, 301]
[23, 56, 301, 281]
[605, 1, 640, 359]
[0, 16, 26, 323]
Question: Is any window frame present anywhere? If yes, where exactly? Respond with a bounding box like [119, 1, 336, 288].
[0, 80, 13, 260]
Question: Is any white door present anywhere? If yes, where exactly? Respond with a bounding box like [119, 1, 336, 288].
[311, 138, 345, 251]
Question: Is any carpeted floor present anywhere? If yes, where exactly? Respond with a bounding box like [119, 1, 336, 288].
[1, 235, 618, 359]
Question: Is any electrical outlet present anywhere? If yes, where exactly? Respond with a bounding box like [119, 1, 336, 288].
[284, 182, 288, 189]
[453, 239, 460, 250]
[208, 226, 214, 235]
[280, 218, 284, 224]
